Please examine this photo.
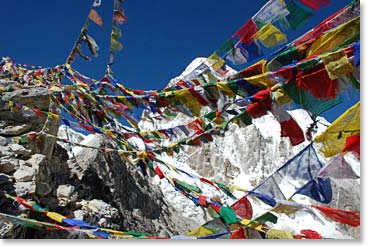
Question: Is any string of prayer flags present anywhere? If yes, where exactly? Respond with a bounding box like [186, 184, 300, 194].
[314, 102, 360, 157]
[107, 0, 127, 68]
[216, 0, 333, 67]
[307, 16, 360, 57]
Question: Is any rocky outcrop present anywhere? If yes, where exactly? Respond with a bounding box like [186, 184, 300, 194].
[67, 134, 194, 236]
[0, 79, 194, 239]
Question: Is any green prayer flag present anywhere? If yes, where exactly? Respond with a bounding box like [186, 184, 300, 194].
[220, 206, 239, 225]
[175, 180, 203, 194]
[285, 0, 314, 30]
[254, 212, 278, 224]
[215, 182, 237, 199]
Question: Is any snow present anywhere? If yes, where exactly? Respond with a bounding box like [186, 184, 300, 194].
[167, 57, 237, 88]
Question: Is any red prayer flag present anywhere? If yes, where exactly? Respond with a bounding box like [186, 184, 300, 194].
[280, 118, 305, 146]
[312, 205, 360, 227]
[114, 9, 127, 24]
[300, 0, 330, 11]
[231, 196, 253, 220]
[342, 132, 360, 160]
[155, 166, 164, 179]
[88, 9, 103, 27]
[198, 195, 208, 207]
[32, 108, 45, 117]
[246, 89, 272, 118]
[300, 229, 323, 239]
[230, 227, 246, 239]
[298, 68, 338, 99]
[233, 19, 259, 44]
[200, 177, 220, 191]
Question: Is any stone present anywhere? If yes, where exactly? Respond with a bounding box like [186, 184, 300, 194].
[36, 182, 52, 197]
[0, 146, 13, 157]
[26, 154, 46, 169]
[0, 174, 12, 185]
[0, 157, 19, 174]
[8, 144, 31, 157]
[0, 136, 7, 145]
[56, 184, 75, 200]
[73, 210, 84, 220]
[79, 199, 119, 219]
[13, 165, 36, 182]
[0, 124, 32, 137]
[14, 181, 35, 197]
[1, 87, 50, 110]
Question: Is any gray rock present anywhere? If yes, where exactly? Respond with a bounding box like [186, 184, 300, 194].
[0, 136, 7, 145]
[56, 184, 75, 201]
[36, 182, 52, 197]
[26, 154, 46, 169]
[0, 124, 32, 137]
[14, 181, 35, 196]
[0, 146, 13, 157]
[1, 87, 50, 111]
[73, 210, 85, 220]
[8, 143, 31, 157]
[13, 165, 35, 182]
[0, 157, 19, 174]
[0, 173, 12, 185]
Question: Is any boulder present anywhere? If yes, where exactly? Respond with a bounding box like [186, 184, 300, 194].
[0, 136, 7, 145]
[14, 181, 36, 197]
[0, 146, 13, 157]
[56, 184, 75, 201]
[8, 143, 31, 157]
[0, 123, 32, 137]
[13, 165, 36, 182]
[35, 182, 52, 197]
[0, 157, 19, 174]
[25, 154, 46, 169]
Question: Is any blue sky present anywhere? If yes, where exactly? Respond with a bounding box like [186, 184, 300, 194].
[0, 0, 358, 122]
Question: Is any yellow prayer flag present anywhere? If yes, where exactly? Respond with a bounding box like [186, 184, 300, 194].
[207, 52, 225, 70]
[271, 203, 301, 215]
[46, 212, 66, 223]
[314, 102, 360, 157]
[246, 73, 275, 89]
[240, 219, 265, 232]
[187, 225, 215, 238]
[265, 228, 294, 239]
[320, 49, 354, 80]
[271, 85, 292, 105]
[217, 82, 236, 97]
[175, 89, 202, 117]
[255, 23, 287, 48]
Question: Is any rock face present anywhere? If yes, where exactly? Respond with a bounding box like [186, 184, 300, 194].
[0, 79, 194, 239]
[68, 134, 193, 236]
